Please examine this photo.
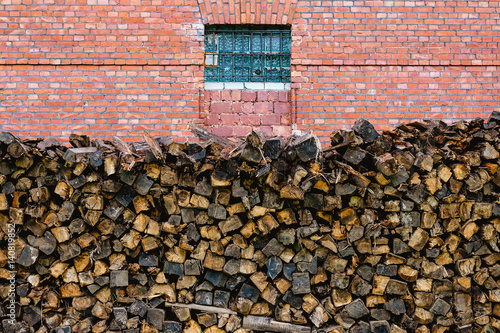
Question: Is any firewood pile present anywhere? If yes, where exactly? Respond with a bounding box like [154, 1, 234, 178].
[2, 114, 500, 333]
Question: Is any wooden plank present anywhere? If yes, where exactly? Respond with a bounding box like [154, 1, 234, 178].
[242, 315, 311, 333]
[165, 302, 237, 315]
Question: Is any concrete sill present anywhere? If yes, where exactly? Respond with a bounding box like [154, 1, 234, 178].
[204, 82, 290, 91]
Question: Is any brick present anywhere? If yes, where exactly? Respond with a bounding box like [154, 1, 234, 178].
[267, 91, 279, 101]
[254, 102, 274, 114]
[231, 90, 241, 100]
[240, 114, 261, 126]
[245, 82, 265, 90]
[224, 83, 244, 90]
[259, 126, 273, 137]
[280, 115, 292, 125]
[257, 91, 268, 101]
[232, 102, 243, 114]
[212, 126, 232, 137]
[275, 103, 291, 114]
[221, 90, 232, 101]
[242, 103, 254, 114]
[211, 102, 231, 114]
[205, 114, 219, 126]
[211, 91, 221, 101]
[220, 114, 239, 125]
[262, 114, 280, 126]
[242, 91, 256, 102]
[272, 125, 292, 137]
[232, 126, 252, 137]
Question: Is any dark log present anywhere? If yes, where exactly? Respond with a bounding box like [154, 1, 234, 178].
[246, 131, 267, 148]
[263, 138, 283, 159]
[291, 134, 320, 162]
[241, 144, 263, 164]
[343, 146, 367, 165]
[0, 132, 16, 145]
[352, 119, 379, 142]
[7, 139, 28, 158]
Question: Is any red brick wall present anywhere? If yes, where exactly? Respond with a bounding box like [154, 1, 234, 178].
[0, 0, 205, 142]
[0, 65, 202, 141]
[0, 0, 205, 66]
[1, 0, 499, 143]
[292, 65, 500, 141]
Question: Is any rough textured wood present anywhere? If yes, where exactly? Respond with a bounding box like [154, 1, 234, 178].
[143, 130, 164, 160]
[242, 315, 311, 333]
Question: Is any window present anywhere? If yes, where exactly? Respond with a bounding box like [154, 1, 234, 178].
[204, 25, 291, 90]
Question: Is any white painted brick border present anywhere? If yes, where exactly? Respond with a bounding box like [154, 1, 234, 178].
[204, 82, 290, 91]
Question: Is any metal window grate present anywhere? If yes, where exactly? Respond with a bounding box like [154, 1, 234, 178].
[204, 25, 291, 83]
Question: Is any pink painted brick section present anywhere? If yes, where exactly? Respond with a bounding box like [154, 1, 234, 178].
[204, 90, 292, 137]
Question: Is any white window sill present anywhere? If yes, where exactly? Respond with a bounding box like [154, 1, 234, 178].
[204, 82, 290, 91]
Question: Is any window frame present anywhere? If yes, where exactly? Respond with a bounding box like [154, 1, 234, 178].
[204, 25, 291, 86]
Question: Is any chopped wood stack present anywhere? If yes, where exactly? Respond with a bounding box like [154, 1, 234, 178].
[1, 114, 500, 333]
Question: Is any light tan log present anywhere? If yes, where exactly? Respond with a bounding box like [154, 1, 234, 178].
[242, 315, 312, 333]
[165, 302, 237, 315]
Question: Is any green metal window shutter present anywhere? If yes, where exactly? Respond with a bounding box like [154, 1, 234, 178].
[204, 25, 291, 83]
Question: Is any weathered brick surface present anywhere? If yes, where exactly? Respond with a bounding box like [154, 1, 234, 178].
[0, 65, 204, 142]
[292, 65, 500, 142]
[0, 0, 205, 66]
[1, 0, 499, 142]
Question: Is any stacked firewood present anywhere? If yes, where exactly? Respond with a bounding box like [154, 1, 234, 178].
[1, 114, 500, 333]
